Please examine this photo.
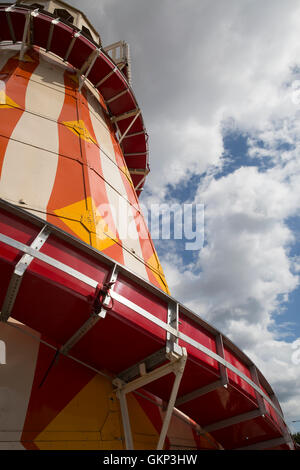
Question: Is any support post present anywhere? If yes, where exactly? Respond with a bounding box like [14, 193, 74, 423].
[59, 264, 118, 355]
[113, 347, 187, 450]
[19, 11, 31, 61]
[117, 388, 134, 450]
[156, 349, 187, 450]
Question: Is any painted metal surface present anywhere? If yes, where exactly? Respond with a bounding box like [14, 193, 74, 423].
[0, 45, 168, 293]
[0, 3, 148, 195]
[0, 200, 294, 449]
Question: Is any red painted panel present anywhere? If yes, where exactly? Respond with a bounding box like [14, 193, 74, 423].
[116, 115, 144, 135]
[109, 92, 136, 116]
[211, 415, 282, 450]
[224, 347, 256, 399]
[69, 311, 165, 374]
[0, 208, 40, 246]
[67, 36, 94, 70]
[122, 134, 147, 154]
[11, 267, 92, 345]
[22, 341, 96, 448]
[145, 359, 219, 402]
[50, 23, 74, 59]
[9, 10, 27, 42]
[88, 56, 112, 86]
[31, 15, 53, 50]
[0, 11, 11, 41]
[260, 384, 284, 430]
[125, 155, 147, 170]
[179, 313, 219, 371]
[100, 75, 127, 101]
[115, 274, 168, 321]
[40, 234, 109, 287]
[178, 384, 258, 427]
[0, 256, 15, 306]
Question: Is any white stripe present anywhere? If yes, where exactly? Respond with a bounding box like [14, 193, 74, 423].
[0, 320, 40, 449]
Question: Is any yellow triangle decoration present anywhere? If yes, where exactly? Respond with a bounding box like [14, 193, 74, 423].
[120, 165, 134, 188]
[33, 375, 123, 450]
[62, 119, 97, 145]
[54, 198, 91, 245]
[67, 73, 79, 85]
[147, 252, 170, 294]
[0, 90, 20, 109]
[20, 53, 35, 63]
[54, 197, 118, 252]
[90, 198, 119, 252]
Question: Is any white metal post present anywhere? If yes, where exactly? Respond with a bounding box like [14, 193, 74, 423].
[117, 388, 134, 450]
[156, 350, 187, 450]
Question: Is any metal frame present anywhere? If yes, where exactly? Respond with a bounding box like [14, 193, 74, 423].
[0, 199, 292, 451]
[5, 6, 16, 44]
[119, 110, 141, 144]
[0, 225, 51, 322]
[111, 109, 140, 124]
[134, 174, 147, 192]
[59, 264, 118, 356]
[0, 225, 285, 421]
[19, 10, 31, 61]
[106, 88, 129, 104]
[95, 66, 118, 88]
[46, 18, 59, 52]
[63, 31, 80, 62]
[113, 347, 187, 450]
[236, 436, 290, 450]
[78, 48, 100, 92]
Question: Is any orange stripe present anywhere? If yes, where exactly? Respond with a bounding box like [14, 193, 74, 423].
[47, 71, 88, 240]
[77, 87, 124, 263]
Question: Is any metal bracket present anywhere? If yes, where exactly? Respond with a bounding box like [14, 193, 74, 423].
[111, 109, 140, 124]
[250, 365, 267, 415]
[0, 225, 51, 322]
[19, 11, 31, 61]
[78, 49, 100, 92]
[118, 109, 141, 144]
[46, 18, 59, 52]
[166, 301, 180, 355]
[175, 333, 228, 406]
[106, 88, 128, 104]
[113, 347, 187, 450]
[59, 264, 118, 356]
[5, 7, 16, 43]
[95, 66, 118, 88]
[64, 31, 80, 62]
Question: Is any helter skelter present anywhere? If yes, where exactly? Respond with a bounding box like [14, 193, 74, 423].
[0, 0, 295, 450]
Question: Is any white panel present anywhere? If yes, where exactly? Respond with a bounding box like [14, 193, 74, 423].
[0, 139, 59, 214]
[104, 184, 148, 279]
[0, 52, 65, 218]
[0, 320, 40, 450]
